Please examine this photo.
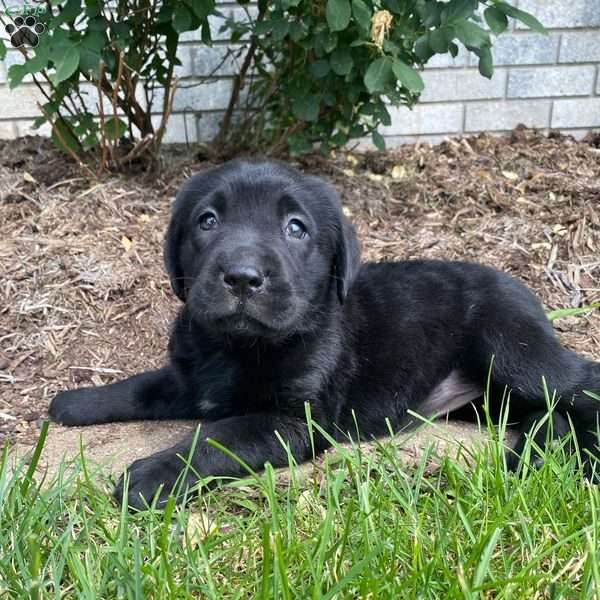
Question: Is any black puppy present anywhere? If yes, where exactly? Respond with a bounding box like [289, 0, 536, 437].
[49, 160, 600, 508]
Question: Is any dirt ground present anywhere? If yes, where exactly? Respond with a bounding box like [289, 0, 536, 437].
[1, 128, 599, 468]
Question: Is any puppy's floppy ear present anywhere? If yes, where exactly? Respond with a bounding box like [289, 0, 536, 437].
[164, 199, 187, 302]
[334, 215, 361, 304]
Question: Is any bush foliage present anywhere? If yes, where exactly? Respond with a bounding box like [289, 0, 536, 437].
[0, 0, 217, 170]
[219, 0, 545, 155]
[0, 0, 545, 163]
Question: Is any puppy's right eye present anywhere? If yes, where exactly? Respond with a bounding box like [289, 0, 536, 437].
[198, 212, 218, 231]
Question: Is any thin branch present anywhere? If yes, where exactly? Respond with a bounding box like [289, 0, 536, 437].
[37, 102, 96, 179]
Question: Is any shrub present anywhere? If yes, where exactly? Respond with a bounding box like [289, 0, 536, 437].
[0, 0, 216, 171]
[0, 0, 545, 162]
[217, 0, 545, 155]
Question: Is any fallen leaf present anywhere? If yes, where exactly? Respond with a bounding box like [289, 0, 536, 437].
[552, 224, 567, 237]
[296, 490, 326, 519]
[121, 235, 133, 252]
[501, 170, 519, 181]
[367, 172, 384, 182]
[23, 171, 36, 184]
[186, 511, 218, 548]
[391, 165, 406, 179]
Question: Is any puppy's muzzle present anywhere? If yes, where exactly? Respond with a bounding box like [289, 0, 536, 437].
[223, 264, 265, 298]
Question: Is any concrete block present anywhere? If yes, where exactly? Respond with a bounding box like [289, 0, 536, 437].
[15, 118, 51, 137]
[171, 79, 233, 112]
[382, 103, 464, 136]
[151, 113, 197, 143]
[180, 6, 256, 42]
[174, 45, 194, 78]
[420, 69, 506, 102]
[0, 120, 17, 138]
[558, 128, 591, 140]
[516, 0, 600, 29]
[192, 44, 243, 77]
[196, 111, 224, 141]
[0, 83, 47, 118]
[492, 33, 559, 66]
[552, 98, 600, 128]
[560, 32, 600, 63]
[383, 133, 450, 148]
[507, 66, 595, 98]
[465, 99, 551, 131]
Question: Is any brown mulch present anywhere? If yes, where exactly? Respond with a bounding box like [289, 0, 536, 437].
[1, 128, 600, 446]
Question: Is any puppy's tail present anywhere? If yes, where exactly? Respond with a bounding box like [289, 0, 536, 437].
[561, 360, 600, 478]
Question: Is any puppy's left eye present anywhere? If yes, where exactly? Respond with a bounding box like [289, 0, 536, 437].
[198, 212, 218, 231]
[285, 219, 308, 240]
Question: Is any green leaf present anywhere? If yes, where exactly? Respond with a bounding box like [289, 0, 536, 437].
[484, 7, 508, 35]
[372, 130, 385, 150]
[7, 64, 30, 89]
[79, 30, 106, 76]
[495, 2, 546, 34]
[0, 39, 6, 61]
[429, 27, 451, 53]
[418, 1, 442, 27]
[288, 131, 313, 156]
[173, 4, 193, 32]
[103, 117, 127, 141]
[326, 0, 351, 32]
[51, 119, 80, 154]
[441, 0, 478, 23]
[453, 20, 490, 49]
[310, 60, 330, 78]
[272, 19, 290, 41]
[364, 57, 392, 93]
[477, 46, 493, 78]
[352, 0, 371, 31]
[330, 48, 353, 75]
[201, 21, 212, 45]
[292, 94, 320, 122]
[392, 59, 424, 93]
[190, 0, 215, 20]
[547, 303, 600, 322]
[414, 35, 434, 61]
[32, 115, 47, 129]
[51, 0, 82, 27]
[110, 21, 131, 44]
[50, 47, 80, 85]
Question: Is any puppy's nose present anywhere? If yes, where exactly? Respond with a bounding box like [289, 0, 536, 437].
[223, 265, 264, 297]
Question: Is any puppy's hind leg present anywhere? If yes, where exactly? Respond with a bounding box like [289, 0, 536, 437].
[462, 283, 600, 477]
[49, 366, 197, 426]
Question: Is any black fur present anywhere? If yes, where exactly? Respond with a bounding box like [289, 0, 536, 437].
[49, 160, 600, 509]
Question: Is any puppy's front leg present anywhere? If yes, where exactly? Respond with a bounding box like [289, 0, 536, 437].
[49, 366, 194, 426]
[114, 413, 320, 509]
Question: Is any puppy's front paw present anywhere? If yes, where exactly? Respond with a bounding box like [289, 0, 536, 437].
[114, 450, 197, 510]
[49, 390, 97, 426]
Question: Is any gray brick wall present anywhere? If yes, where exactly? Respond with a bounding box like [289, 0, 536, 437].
[1, 0, 599, 147]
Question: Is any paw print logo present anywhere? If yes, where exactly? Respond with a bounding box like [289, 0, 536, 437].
[5, 16, 45, 48]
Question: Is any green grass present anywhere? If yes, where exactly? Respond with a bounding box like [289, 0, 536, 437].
[1, 418, 599, 599]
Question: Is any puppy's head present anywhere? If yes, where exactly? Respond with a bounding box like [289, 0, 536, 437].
[165, 160, 360, 339]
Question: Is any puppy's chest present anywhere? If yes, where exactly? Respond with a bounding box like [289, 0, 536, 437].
[189, 351, 318, 419]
